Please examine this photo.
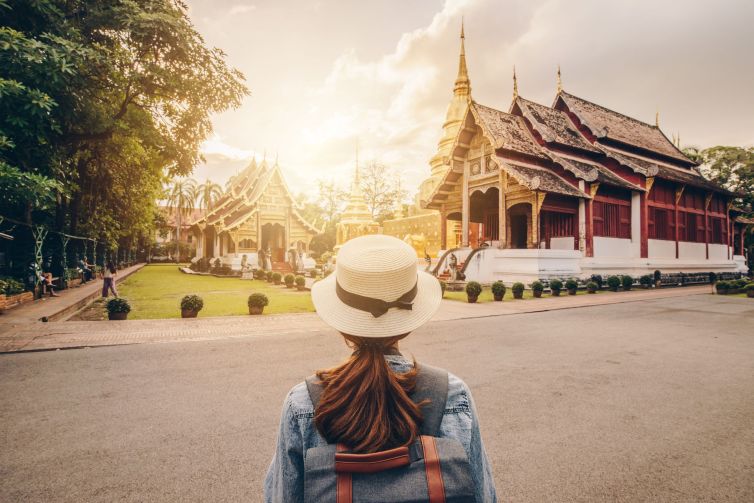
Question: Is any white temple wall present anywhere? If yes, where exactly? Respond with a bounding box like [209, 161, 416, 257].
[648, 239, 675, 259]
[550, 237, 575, 250]
[678, 242, 706, 260]
[708, 244, 728, 261]
[593, 237, 637, 258]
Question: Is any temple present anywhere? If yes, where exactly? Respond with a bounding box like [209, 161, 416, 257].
[335, 155, 380, 250]
[190, 158, 319, 269]
[419, 25, 750, 283]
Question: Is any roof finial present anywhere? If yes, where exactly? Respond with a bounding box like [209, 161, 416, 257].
[453, 18, 471, 97]
[275, 151, 279, 165]
[355, 140, 360, 184]
[655, 109, 659, 127]
[557, 65, 562, 94]
[512, 65, 518, 99]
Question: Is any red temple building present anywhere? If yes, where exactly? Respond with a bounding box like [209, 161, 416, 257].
[423, 26, 751, 283]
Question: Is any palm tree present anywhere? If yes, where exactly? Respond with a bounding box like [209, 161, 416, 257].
[166, 177, 198, 261]
[197, 178, 224, 211]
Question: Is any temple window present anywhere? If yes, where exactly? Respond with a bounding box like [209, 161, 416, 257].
[593, 186, 631, 239]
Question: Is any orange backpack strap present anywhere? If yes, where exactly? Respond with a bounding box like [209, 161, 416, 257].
[335, 444, 352, 503]
[420, 435, 447, 503]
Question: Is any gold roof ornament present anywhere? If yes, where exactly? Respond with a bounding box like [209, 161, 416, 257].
[512, 65, 518, 99]
[655, 109, 659, 127]
[453, 18, 471, 98]
[557, 65, 562, 94]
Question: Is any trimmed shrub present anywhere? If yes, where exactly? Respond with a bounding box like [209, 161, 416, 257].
[549, 278, 563, 296]
[512, 282, 525, 299]
[1, 277, 25, 295]
[590, 274, 604, 289]
[622, 275, 633, 291]
[491, 281, 506, 301]
[607, 275, 621, 292]
[715, 281, 730, 294]
[284, 273, 295, 287]
[272, 272, 282, 284]
[565, 278, 578, 294]
[295, 275, 306, 287]
[106, 297, 131, 314]
[180, 294, 204, 312]
[746, 283, 754, 298]
[266, 270, 273, 282]
[531, 281, 544, 298]
[248, 292, 269, 308]
[586, 281, 598, 293]
[639, 274, 653, 288]
[465, 281, 482, 302]
[254, 269, 265, 280]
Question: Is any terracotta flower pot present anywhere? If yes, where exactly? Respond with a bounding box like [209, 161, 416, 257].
[274, 280, 281, 285]
[552, 290, 561, 297]
[181, 309, 198, 318]
[108, 312, 128, 320]
[467, 295, 478, 304]
[248, 306, 264, 315]
[588, 289, 596, 294]
[493, 294, 503, 302]
[297, 286, 306, 291]
[747, 290, 754, 298]
[609, 287, 618, 292]
[533, 290, 542, 298]
[568, 288, 577, 295]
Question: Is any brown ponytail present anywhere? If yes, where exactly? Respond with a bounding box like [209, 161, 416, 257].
[314, 334, 425, 453]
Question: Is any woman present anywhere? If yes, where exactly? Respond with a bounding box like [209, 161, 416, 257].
[102, 261, 118, 298]
[264, 235, 496, 502]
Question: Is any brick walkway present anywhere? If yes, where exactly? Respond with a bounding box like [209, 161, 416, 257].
[0, 285, 715, 353]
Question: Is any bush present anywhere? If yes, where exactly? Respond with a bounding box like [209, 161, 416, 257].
[715, 281, 729, 294]
[247, 292, 269, 308]
[622, 275, 633, 291]
[465, 281, 482, 297]
[590, 274, 603, 289]
[272, 272, 282, 283]
[254, 269, 265, 280]
[180, 294, 204, 312]
[284, 273, 295, 287]
[295, 275, 306, 287]
[491, 281, 506, 297]
[549, 278, 563, 293]
[531, 281, 544, 293]
[565, 278, 578, 291]
[654, 270, 662, 282]
[746, 283, 754, 292]
[586, 281, 598, 293]
[709, 272, 717, 284]
[639, 274, 653, 287]
[1, 277, 25, 295]
[106, 297, 131, 314]
[213, 258, 221, 269]
[734, 278, 748, 289]
[607, 275, 621, 291]
[511, 282, 525, 298]
[266, 270, 273, 282]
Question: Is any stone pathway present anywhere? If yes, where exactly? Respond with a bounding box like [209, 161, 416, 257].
[0, 285, 718, 353]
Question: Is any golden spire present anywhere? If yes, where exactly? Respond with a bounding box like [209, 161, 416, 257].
[453, 18, 471, 97]
[655, 109, 659, 127]
[354, 140, 360, 185]
[557, 65, 562, 94]
[512, 65, 518, 99]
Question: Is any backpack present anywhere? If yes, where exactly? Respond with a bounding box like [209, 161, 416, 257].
[303, 365, 476, 503]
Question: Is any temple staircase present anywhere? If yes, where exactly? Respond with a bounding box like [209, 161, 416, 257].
[271, 261, 292, 273]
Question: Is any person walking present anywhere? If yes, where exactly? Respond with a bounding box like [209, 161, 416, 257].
[264, 234, 496, 502]
[102, 261, 118, 298]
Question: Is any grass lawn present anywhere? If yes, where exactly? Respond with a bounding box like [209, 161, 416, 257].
[443, 287, 605, 303]
[110, 264, 313, 319]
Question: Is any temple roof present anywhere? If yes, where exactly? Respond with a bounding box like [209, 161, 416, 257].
[514, 97, 602, 154]
[558, 91, 693, 165]
[471, 102, 550, 161]
[495, 156, 590, 199]
[549, 152, 642, 191]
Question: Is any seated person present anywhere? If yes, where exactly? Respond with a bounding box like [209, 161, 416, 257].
[38, 271, 59, 297]
[78, 257, 92, 282]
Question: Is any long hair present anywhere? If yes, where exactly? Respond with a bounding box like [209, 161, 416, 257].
[107, 261, 116, 274]
[313, 334, 425, 453]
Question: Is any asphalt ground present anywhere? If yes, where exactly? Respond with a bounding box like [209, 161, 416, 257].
[1, 294, 752, 502]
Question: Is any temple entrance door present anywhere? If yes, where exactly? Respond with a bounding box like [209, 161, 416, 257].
[204, 227, 216, 258]
[510, 215, 528, 248]
[261, 223, 286, 262]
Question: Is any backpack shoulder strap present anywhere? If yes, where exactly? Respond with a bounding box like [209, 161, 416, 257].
[411, 364, 449, 437]
[304, 364, 449, 437]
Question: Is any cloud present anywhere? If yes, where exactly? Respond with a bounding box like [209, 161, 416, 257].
[228, 3, 256, 16]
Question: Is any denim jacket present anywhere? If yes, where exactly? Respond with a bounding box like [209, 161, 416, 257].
[264, 355, 497, 502]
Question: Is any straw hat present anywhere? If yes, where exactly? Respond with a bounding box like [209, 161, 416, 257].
[311, 235, 442, 338]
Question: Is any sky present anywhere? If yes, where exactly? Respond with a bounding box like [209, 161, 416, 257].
[186, 0, 754, 199]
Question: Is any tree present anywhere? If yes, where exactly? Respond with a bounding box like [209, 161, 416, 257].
[197, 178, 223, 211]
[166, 178, 197, 261]
[686, 146, 754, 213]
[359, 161, 407, 222]
[317, 180, 347, 225]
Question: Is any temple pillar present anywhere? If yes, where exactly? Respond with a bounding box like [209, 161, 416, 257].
[704, 193, 712, 260]
[462, 160, 470, 247]
[531, 192, 541, 248]
[213, 232, 220, 257]
[674, 185, 684, 259]
[578, 181, 586, 253]
[631, 191, 643, 258]
[498, 172, 506, 248]
[440, 206, 448, 250]
[196, 231, 203, 259]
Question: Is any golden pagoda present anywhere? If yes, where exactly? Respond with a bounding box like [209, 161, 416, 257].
[335, 155, 380, 250]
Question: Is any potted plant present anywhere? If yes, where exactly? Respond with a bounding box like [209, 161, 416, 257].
[735, 279, 749, 294]
[531, 281, 544, 298]
[654, 269, 662, 288]
[439, 280, 447, 298]
[586, 281, 598, 294]
[565, 278, 578, 295]
[295, 275, 306, 291]
[254, 269, 265, 280]
[621, 275, 633, 291]
[607, 275, 621, 292]
[590, 274, 604, 290]
[180, 294, 204, 318]
[549, 278, 563, 296]
[284, 273, 295, 288]
[465, 281, 482, 303]
[106, 298, 131, 320]
[491, 281, 506, 301]
[512, 282, 525, 299]
[272, 272, 282, 285]
[746, 283, 754, 298]
[715, 280, 729, 295]
[639, 275, 653, 289]
[247, 292, 269, 315]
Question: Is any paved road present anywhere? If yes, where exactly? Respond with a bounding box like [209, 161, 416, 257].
[1, 295, 753, 502]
